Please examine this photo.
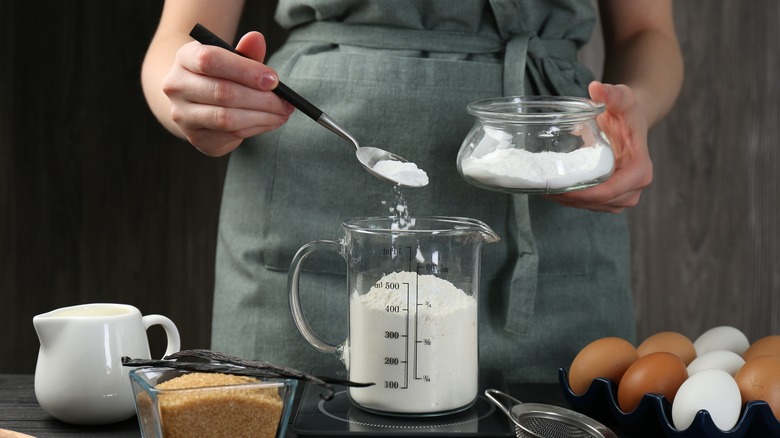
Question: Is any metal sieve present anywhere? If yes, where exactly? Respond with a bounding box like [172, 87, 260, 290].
[485, 389, 617, 438]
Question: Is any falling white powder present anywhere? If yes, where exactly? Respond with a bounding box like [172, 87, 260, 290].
[372, 160, 429, 187]
[380, 186, 416, 230]
[461, 145, 614, 190]
[347, 271, 478, 413]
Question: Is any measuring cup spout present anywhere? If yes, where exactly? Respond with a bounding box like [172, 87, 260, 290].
[446, 217, 500, 244]
[476, 223, 500, 244]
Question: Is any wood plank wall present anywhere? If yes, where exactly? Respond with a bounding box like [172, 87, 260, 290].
[632, 1, 779, 342]
[1, 1, 777, 374]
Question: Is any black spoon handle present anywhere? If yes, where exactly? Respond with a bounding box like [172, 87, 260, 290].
[189, 23, 323, 121]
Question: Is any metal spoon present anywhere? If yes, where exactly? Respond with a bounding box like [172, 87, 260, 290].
[189, 23, 422, 188]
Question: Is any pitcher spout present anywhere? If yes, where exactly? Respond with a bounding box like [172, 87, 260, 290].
[33, 313, 64, 349]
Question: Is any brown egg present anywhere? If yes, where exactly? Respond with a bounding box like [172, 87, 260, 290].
[617, 352, 688, 413]
[568, 337, 638, 395]
[743, 335, 780, 362]
[735, 355, 780, 421]
[637, 331, 697, 365]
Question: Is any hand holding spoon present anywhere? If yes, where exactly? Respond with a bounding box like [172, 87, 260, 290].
[189, 23, 427, 188]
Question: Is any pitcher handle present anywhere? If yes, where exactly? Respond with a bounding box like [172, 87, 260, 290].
[288, 239, 343, 357]
[142, 314, 181, 358]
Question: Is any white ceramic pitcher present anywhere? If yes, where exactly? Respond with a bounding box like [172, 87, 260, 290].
[33, 303, 180, 425]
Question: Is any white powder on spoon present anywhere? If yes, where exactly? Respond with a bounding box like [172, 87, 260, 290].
[372, 160, 429, 188]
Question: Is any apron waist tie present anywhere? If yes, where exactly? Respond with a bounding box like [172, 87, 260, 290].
[287, 22, 577, 74]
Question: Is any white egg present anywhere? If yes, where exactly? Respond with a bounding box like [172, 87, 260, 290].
[672, 369, 742, 431]
[693, 326, 750, 356]
[687, 350, 745, 376]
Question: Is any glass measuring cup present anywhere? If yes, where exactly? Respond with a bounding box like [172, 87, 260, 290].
[288, 216, 500, 415]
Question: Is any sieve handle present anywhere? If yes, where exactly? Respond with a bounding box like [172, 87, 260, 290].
[485, 389, 522, 423]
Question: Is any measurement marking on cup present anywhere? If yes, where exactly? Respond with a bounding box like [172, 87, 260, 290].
[381, 247, 441, 387]
[405, 246, 417, 386]
[413, 272, 423, 382]
[403, 281, 410, 389]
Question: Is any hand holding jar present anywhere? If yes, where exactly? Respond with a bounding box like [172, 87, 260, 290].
[545, 81, 653, 213]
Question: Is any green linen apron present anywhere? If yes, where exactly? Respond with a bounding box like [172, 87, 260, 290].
[211, 0, 635, 383]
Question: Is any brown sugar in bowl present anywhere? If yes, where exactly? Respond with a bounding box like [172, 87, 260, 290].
[130, 368, 297, 438]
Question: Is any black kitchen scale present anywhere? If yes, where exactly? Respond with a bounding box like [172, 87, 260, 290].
[291, 367, 514, 437]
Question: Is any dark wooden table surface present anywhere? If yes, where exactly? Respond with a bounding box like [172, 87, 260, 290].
[0, 374, 139, 437]
[0, 374, 635, 437]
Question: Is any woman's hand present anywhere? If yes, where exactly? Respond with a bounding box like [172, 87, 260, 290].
[545, 81, 653, 213]
[162, 31, 294, 156]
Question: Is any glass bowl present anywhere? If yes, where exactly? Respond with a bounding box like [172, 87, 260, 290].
[129, 367, 297, 438]
[457, 96, 614, 194]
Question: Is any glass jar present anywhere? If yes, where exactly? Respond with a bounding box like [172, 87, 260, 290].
[456, 96, 614, 194]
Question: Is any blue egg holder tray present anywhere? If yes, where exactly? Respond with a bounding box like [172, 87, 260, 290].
[558, 368, 780, 437]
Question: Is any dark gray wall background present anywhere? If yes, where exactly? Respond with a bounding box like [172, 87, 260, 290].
[1, 1, 778, 374]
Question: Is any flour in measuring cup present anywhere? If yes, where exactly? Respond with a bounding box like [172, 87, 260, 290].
[461, 144, 614, 190]
[348, 271, 478, 413]
[372, 160, 429, 188]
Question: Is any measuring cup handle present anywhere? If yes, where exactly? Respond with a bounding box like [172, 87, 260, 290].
[288, 239, 344, 356]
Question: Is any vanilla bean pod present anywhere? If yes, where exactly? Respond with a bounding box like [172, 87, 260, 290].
[122, 349, 373, 400]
